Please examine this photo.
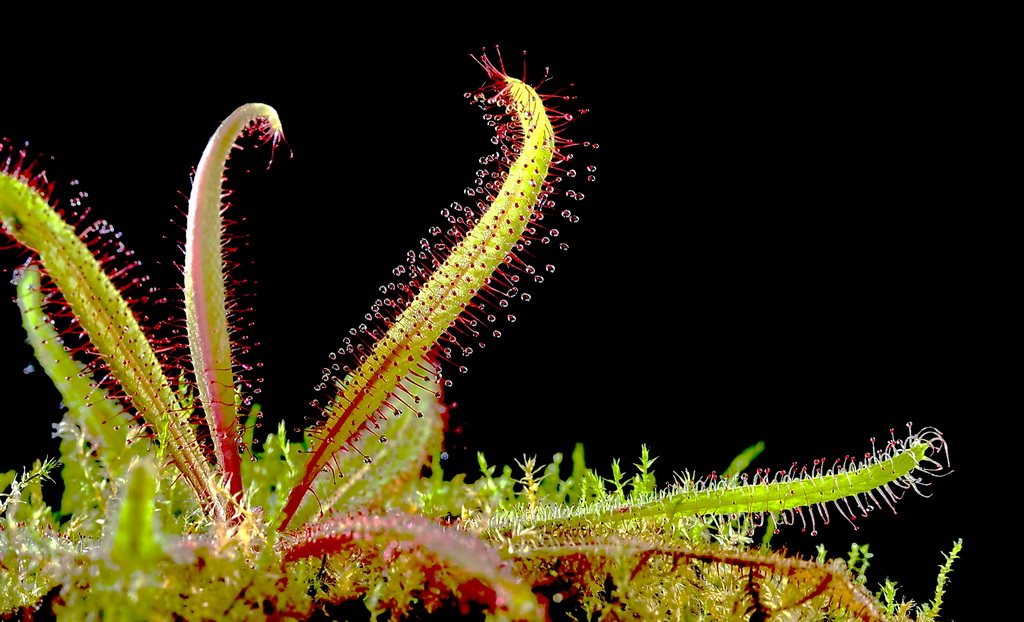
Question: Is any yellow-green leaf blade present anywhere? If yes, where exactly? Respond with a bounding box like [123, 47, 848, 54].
[278, 65, 559, 530]
[0, 165, 219, 518]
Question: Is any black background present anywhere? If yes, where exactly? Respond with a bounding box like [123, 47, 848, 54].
[2, 26, 981, 620]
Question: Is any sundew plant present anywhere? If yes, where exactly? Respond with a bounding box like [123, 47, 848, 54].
[0, 51, 959, 621]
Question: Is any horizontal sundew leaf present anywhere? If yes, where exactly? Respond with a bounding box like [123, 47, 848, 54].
[278, 57, 564, 530]
[479, 427, 948, 538]
[0, 155, 222, 519]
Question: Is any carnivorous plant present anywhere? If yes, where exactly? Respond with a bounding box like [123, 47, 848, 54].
[0, 51, 958, 621]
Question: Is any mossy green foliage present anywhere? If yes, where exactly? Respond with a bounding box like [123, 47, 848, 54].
[0, 54, 958, 621]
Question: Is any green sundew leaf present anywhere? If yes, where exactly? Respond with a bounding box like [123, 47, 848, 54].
[17, 264, 122, 523]
[185, 104, 283, 499]
[278, 59, 560, 530]
[483, 429, 948, 538]
[0, 168, 220, 518]
[17, 264, 123, 441]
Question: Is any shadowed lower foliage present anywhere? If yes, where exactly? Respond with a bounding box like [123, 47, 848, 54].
[0, 52, 958, 621]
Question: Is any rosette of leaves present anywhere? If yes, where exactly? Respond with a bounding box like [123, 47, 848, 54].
[0, 53, 957, 621]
